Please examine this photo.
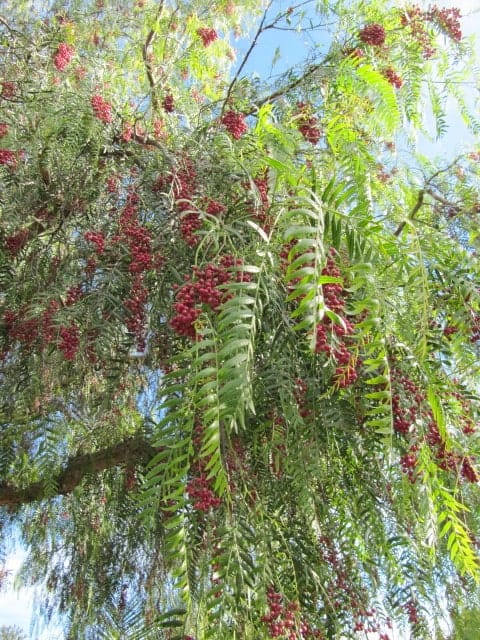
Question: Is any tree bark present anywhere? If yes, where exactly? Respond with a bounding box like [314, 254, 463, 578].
[0, 437, 156, 508]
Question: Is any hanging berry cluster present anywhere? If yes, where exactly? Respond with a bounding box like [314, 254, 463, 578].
[117, 190, 154, 350]
[358, 23, 386, 46]
[318, 536, 392, 638]
[295, 103, 321, 145]
[400, 5, 462, 57]
[221, 110, 248, 139]
[171, 256, 247, 339]
[314, 254, 358, 388]
[244, 173, 271, 231]
[186, 422, 222, 512]
[4, 228, 30, 256]
[59, 324, 80, 360]
[154, 159, 202, 246]
[0, 148, 17, 167]
[162, 93, 174, 113]
[53, 42, 75, 71]
[197, 27, 218, 47]
[382, 67, 403, 89]
[260, 586, 324, 639]
[400, 6, 436, 58]
[428, 5, 462, 42]
[390, 364, 478, 483]
[91, 94, 113, 123]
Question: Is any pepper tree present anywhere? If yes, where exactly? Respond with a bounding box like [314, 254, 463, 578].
[0, 1, 479, 638]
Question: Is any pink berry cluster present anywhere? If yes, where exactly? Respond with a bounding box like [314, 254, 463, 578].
[1, 82, 16, 99]
[117, 190, 154, 349]
[205, 198, 226, 216]
[121, 122, 133, 142]
[359, 23, 386, 46]
[186, 423, 222, 511]
[197, 27, 218, 47]
[221, 110, 248, 139]
[260, 586, 325, 639]
[162, 93, 174, 113]
[401, 6, 436, 58]
[171, 256, 245, 338]
[4, 228, 30, 256]
[65, 285, 83, 306]
[84, 230, 106, 255]
[118, 190, 153, 274]
[428, 5, 462, 42]
[53, 42, 75, 71]
[383, 67, 403, 88]
[404, 600, 419, 625]
[244, 174, 271, 231]
[91, 94, 113, 123]
[314, 254, 358, 387]
[0, 149, 17, 167]
[294, 377, 312, 419]
[390, 364, 478, 483]
[124, 275, 149, 351]
[0, 123, 8, 137]
[59, 324, 80, 360]
[295, 103, 321, 145]
[318, 535, 390, 637]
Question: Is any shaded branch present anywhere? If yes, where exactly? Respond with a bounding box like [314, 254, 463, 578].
[394, 189, 424, 237]
[142, 1, 165, 111]
[0, 437, 156, 508]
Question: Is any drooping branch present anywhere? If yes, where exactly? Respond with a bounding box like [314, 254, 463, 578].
[0, 437, 156, 508]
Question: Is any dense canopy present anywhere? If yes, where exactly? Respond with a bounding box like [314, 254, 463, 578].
[0, 1, 479, 638]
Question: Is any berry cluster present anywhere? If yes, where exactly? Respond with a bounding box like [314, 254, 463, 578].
[404, 600, 419, 625]
[0, 123, 8, 137]
[186, 472, 222, 511]
[383, 67, 403, 88]
[162, 93, 174, 113]
[119, 191, 153, 274]
[171, 257, 241, 338]
[197, 27, 218, 47]
[245, 174, 271, 231]
[359, 23, 386, 46]
[121, 122, 133, 142]
[314, 254, 357, 387]
[401, 5, 436, 58]
[391, 365, 478, 483]
[53, 42, 75, 71]
[0, 149, 17, 167]
[260, 587, 299, 639]
[155, 160, 203, 246]
[65, 286, 83, 306]
[91, 94, 113, 123]
[5, 228, 30, 256]
[153, 118, 165, 139]
[84, 230, 106, 255]
[221, 110, 248, 139]
[59, 324, 80, 360]
[295, 103, 321, 145]
[428, 5, 462, 42]
[400, 444, 419, 482]
[1, 82, 16, 99]
[124, 274, 149, 351]
[4, 309, 39, 347]
[186, 423, 222, 512]
[318, 535, 389, 637]
[205, 198, 226, 216]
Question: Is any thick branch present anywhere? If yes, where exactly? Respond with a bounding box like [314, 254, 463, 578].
[0, 437, 156, 508]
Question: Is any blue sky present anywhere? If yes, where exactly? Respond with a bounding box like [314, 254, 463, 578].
[1, 1, 479, 637]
